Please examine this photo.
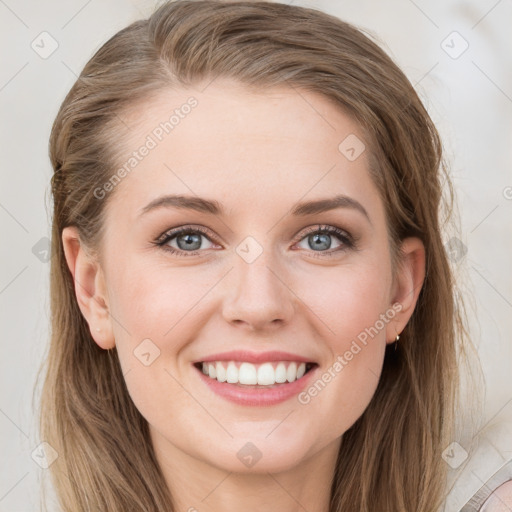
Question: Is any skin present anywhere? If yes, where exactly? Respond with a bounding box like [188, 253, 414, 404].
[481, 480, 512, 512]
[62, 79, 425, 512]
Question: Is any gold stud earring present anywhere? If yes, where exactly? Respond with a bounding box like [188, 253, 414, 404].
[394, 332, 400, 350]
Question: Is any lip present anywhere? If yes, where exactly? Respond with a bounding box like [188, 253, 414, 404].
[193, 362, 319, 407]
[193, 350, 315, 364]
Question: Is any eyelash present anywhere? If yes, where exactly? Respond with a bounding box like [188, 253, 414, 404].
[153, 224, 358, 258]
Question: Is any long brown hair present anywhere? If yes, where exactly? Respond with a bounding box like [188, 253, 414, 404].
[38, 1, 478, 510]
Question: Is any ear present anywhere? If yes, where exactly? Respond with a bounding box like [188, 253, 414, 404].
[385, 237, 426, 345]
[61, 226, 115, 350]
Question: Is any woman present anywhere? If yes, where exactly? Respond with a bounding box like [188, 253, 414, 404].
[39, 1, 493, 510]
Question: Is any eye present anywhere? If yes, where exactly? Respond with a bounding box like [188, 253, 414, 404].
[294, 224, 356, 257]
[153, 223, 358, 258]
[154, 225, 219, 256]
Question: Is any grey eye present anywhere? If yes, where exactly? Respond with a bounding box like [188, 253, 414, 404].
[168, 232, 214, 251]
[297, 232, 342, 252]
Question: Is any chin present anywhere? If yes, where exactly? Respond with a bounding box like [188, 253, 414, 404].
[202, 436, 316, 474]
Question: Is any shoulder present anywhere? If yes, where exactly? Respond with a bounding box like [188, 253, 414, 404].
[480, 480, 512, 511]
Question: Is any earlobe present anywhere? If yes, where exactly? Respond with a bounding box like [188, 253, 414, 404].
[386, 237, 426, 344]
[61, 226, 115, 350]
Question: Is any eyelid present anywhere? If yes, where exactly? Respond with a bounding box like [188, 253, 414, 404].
[295, 224, 352, 242]
[291, 224, 357, 254]
[155, 224, 216, 245]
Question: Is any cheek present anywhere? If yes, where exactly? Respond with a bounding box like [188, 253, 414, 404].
[105, 263, 211, 434]
[297, 260, 392, 348]
[106, 259, 225, 399]
[107, 260, 209, 345]
[293, 263, 391, 430]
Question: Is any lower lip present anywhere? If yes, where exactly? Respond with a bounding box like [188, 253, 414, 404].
[194, 364, 318, 406]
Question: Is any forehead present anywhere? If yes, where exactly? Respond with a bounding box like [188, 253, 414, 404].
[103, 79, 383, 224]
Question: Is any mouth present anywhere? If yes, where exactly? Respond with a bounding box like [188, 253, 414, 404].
[192, 360, 318, 388]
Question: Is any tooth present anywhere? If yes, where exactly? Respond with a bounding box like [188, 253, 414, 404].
[226, 361, 238, 383]
[257, 362, 275, 385]
[202, 360, 309, 385]
[275, 362, 287, 383]
[216, 362, 227, 382]
[239, 362, 257, 385]
[286, 362, 297, 383]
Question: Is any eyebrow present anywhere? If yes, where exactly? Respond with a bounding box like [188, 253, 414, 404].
[138, 194, 371, 224]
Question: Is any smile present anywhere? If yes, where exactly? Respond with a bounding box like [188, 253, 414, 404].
[195, 361, 316, 386]
[192, 358, 319, 406]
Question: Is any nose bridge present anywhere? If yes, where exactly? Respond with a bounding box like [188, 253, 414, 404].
[221, 235, 294, 329]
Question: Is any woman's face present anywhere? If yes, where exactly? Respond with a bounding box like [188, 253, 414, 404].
[64, 79, 424, 475]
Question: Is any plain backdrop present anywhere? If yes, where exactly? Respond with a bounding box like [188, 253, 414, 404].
[0, 0, 511, 511]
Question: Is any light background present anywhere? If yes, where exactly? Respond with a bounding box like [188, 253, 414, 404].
[0, 0, 511, 510]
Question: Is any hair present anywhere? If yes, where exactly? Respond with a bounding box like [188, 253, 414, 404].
[38, 1, 479, 510]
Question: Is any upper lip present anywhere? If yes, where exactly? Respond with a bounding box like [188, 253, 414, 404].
[194, 350, 316, 364]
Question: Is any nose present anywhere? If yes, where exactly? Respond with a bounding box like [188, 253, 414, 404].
[221, 249, 295, 333]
